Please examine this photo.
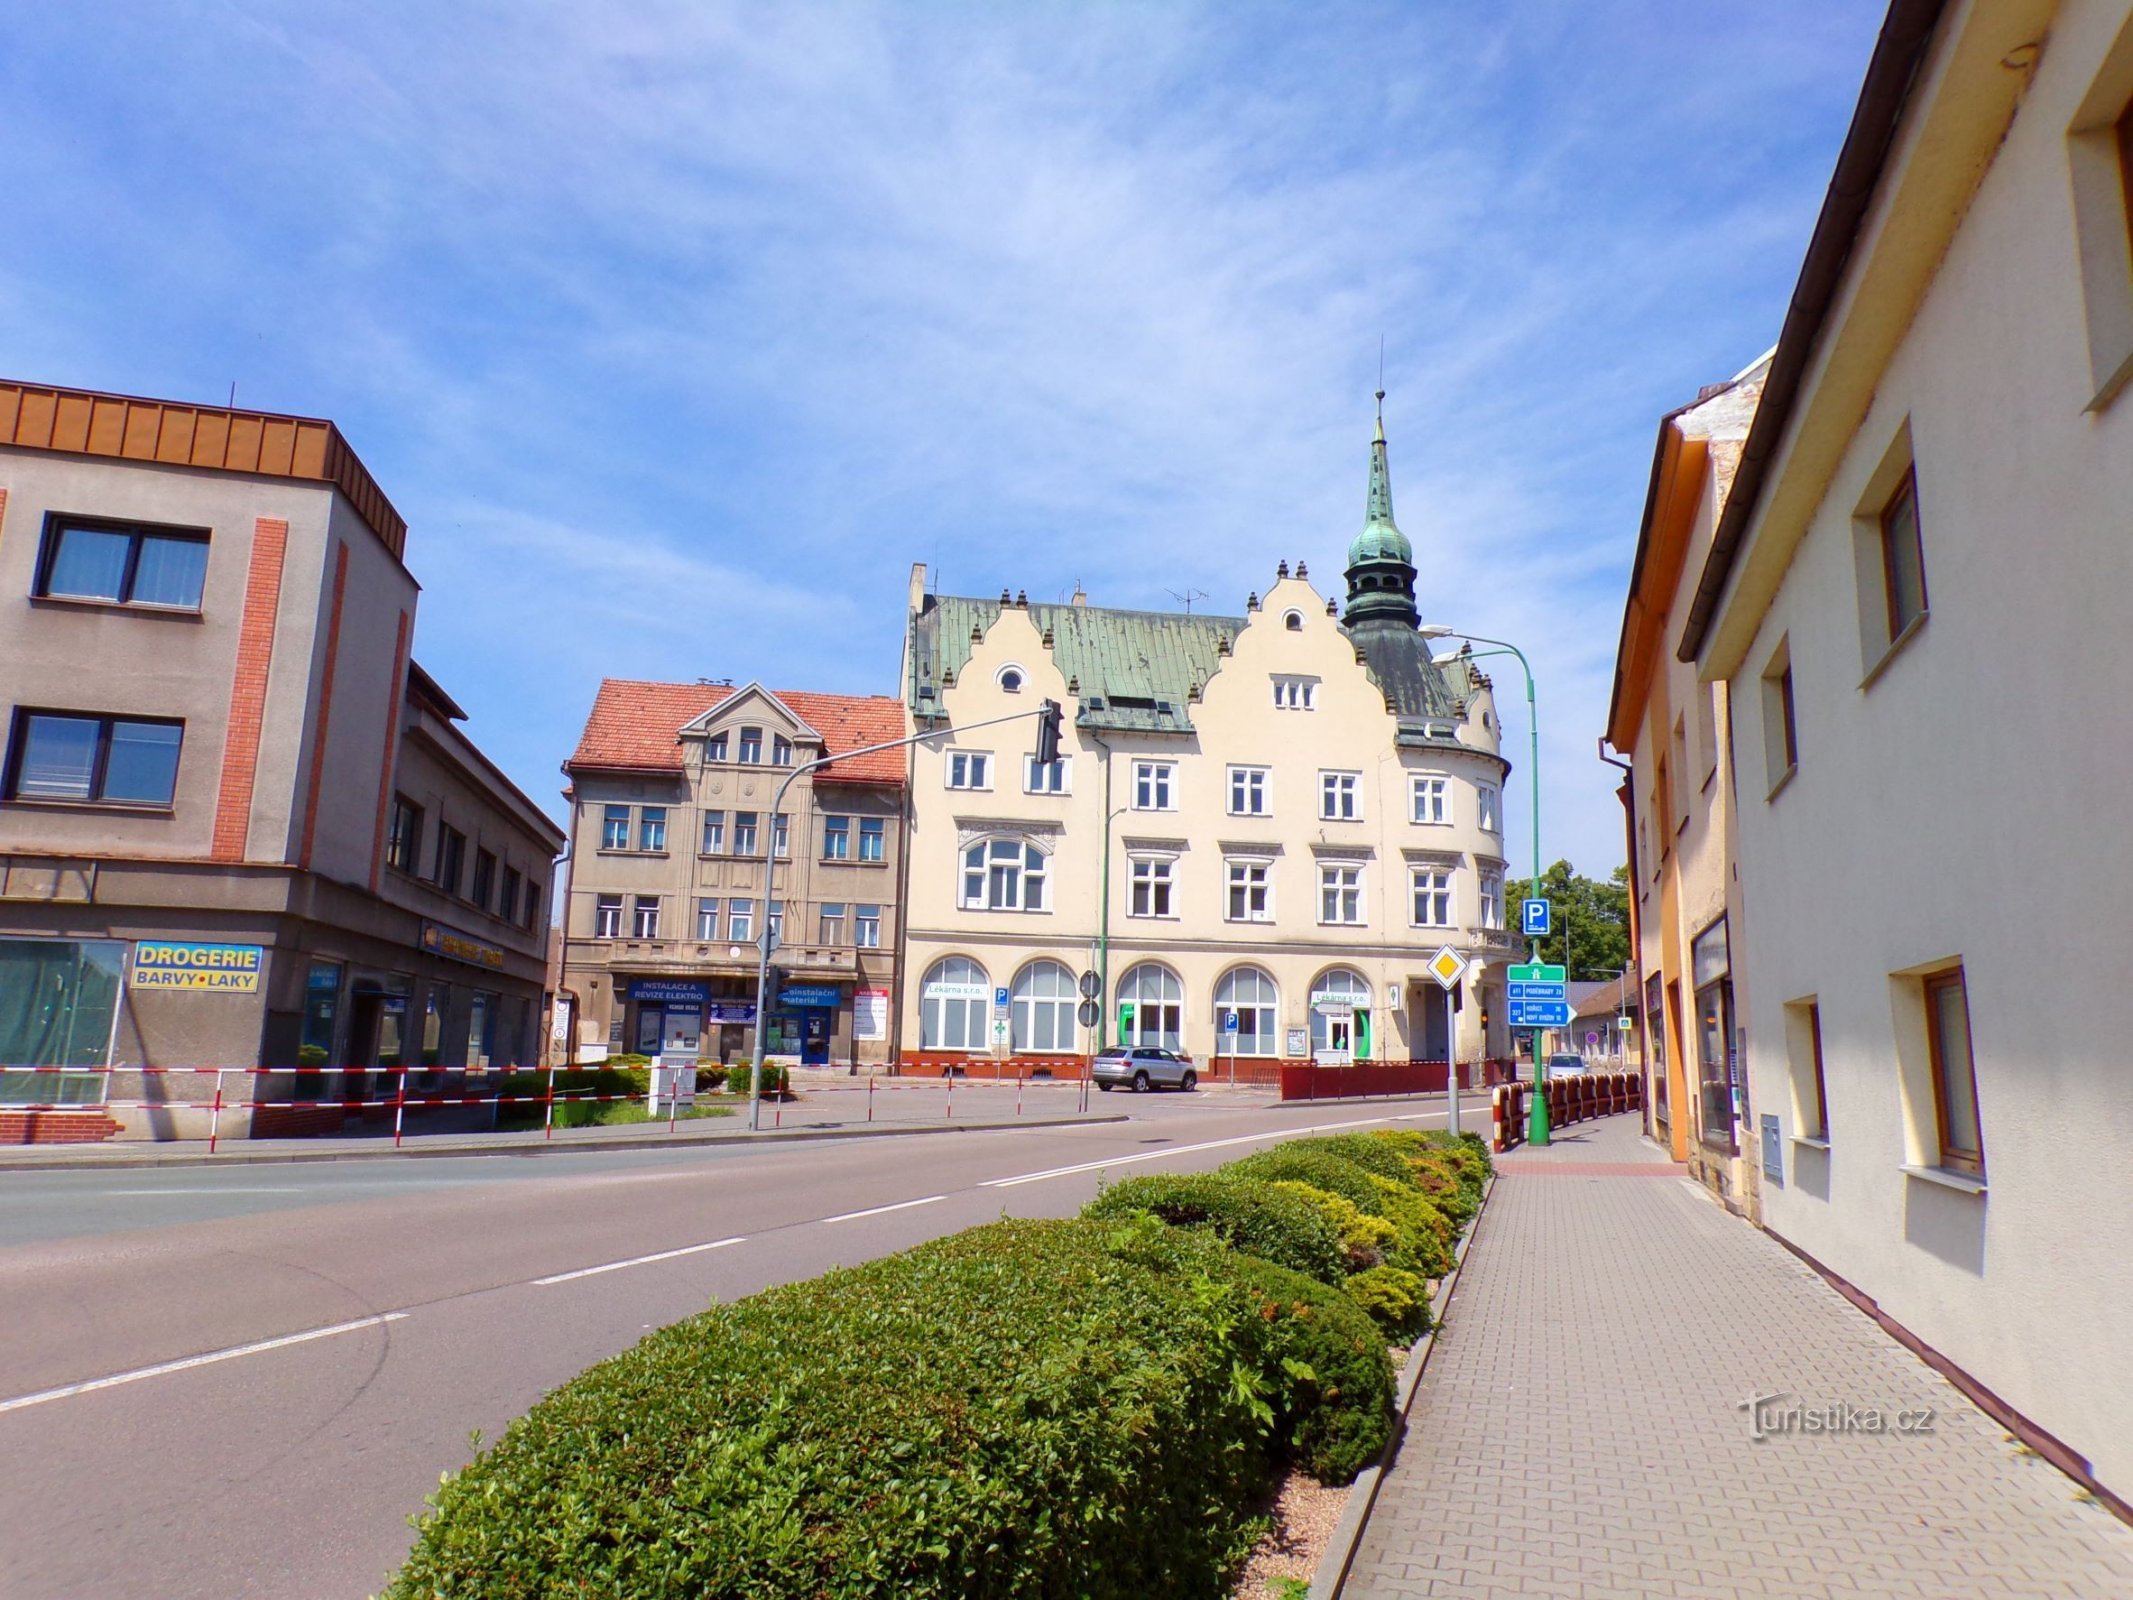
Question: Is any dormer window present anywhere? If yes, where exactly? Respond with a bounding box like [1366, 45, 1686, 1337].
[1283, 611, 1303, 631]
[738, 727, 763, 764]
[997, 665, 1026, 694]
[706, 731, 729, 762]
[1273, 676, 1316, 710]
[772, 734, 793, 766]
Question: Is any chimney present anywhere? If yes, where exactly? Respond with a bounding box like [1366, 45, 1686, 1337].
[1071, 583, 1088, 607]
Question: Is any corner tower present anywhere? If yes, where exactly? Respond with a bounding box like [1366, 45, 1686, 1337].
[1343, 390, 1420, 631]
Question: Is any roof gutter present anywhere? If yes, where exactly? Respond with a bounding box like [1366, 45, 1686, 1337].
[1675, 0, 1948, 664]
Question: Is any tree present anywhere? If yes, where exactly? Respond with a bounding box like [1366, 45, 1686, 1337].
[1515, 860, 1630, 979]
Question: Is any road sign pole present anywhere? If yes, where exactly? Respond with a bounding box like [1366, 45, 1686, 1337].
[1446, 982, 1460, 1138]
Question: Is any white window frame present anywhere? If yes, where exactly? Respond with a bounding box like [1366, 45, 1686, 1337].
[1132, 760, 1175, 811]
[1319, 862, 1364, 925]
[947, 750, 993, 791]
[729, 900, 755, 944]
[960, 837, 1050, 912]
[1227, 765, 1270, 817]
[1272, 675, 1317, 710]
[1117, 963, 1183, 1051]
[1128, 856, 1176, 919]
[920, 956, 989, 1051]
[1024, 754, 1071, 794]
[1319, 770, 1361, 821]
[1477, 783, 1502, 835]
[1479, 871, 1504, 932]
[594, 894, 623, 939]
[632, 895, 660, 939]
[1411, 772, 1451, 825]
[696, 897, 721, 940]
[1010, 959, 1079, 1054]
[818, 902, 846, 945]
[1225, 858, 1273, 923]
[822, 815, 851, 859]
[1410, 866, 1453, 928]
[1214, 967, 1279, 1057]
[854, 904, 883, 947]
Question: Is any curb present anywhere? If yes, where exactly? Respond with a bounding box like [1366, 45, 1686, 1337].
[1309, 1168, 1497, 1600]
[0, 1112, 1130, 1173]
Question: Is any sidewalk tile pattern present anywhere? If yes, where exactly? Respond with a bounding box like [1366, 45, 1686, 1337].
[1341, 1116, 2133, 1599]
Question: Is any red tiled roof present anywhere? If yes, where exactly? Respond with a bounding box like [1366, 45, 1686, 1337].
[567, 680, 908, 786]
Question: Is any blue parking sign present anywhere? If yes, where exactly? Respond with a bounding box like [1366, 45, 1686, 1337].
[1521, 898, 1551, 937]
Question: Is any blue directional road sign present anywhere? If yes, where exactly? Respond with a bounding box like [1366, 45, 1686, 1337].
[1521, 898, 1552, 937]
[1509, 999, 1573, 1028]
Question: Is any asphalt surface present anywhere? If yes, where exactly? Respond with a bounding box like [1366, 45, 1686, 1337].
[0, 1092, 1453, 1600]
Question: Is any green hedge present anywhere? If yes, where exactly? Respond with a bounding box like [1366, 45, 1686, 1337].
[386, 1218, 1390, 1600]
[1225, 1145, 1455, 1279]
[492, 1067, 649, 1129]
[1082, 1175, 1347, 1286]
[724, 1060, 791, 1096]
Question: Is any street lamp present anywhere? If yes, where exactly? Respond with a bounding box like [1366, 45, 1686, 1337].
[1419, 624, 1551, 1145]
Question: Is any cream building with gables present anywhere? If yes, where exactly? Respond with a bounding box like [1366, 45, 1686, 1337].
[898, 406, 1520, 1082]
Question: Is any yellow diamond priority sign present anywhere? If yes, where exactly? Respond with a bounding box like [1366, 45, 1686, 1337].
[1426, 945, 1469, 990]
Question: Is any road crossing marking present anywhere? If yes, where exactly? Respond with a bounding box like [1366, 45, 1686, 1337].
[0, 1313, 410, 1415]
[532, 1235, 747, 1285]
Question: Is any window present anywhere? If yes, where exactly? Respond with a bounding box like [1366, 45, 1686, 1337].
[706, 731, 729, 762]
[697, 898, 721, 940]
[1117, 964, 1182, 1051]
[1695, 684, 1721, 784]
[601, 805, 630, 850]
[1132, 760, 1174, 810]
[1692, 917, 1736, 1155]
[433, 826, 466, 895]
[1671, 716, 1691, 830]
[1228, 765, 1269, 816]
[772, 812, 790, 858]
[947, 751, 992, 790]
[920, 955, 989, 1050]
[854, 904, 883, 948]
[767, 902, 785, 944]
[1011, 960, 1078, 1053]
[1926, 969, 1984, 1176]
[997, 665, 1025, 694]
[1129, 857, 1174, 918]
[859, 817, 886, 861]
[500, 866, 521, 924]
[594, 894, 623, 938]
[1479, 871, 1504, 931]
[1411, 773, 1449, 825]
[732, 811, 759, 857]
[1788, 999, 1829, 1141]
[5, 711, 183, 806]
[738, 727, 763, 764]
[1272, 676, 1316, 710]
[465, 992, 494, 1072]
[1025, 754, 1069, 793]
[1411, 867, 1452, 927]
[1878, 469, 1928, 642]
[1215, 967, 1278, 1057]
[638, 807, 667, 852]
[471, 849, 496, 910]
[819, 902, 846, 944]
[1320, 771, 1360, 821]
[632, 895, 660, 938]
[1319, 863, 1363, 924]
[1226, 859, 1272, 922]
[522, 884, 541, 932]
[387, 796, 424, 873]
[35, 517, 209, 610]
[823, 815, 851, 859]
[961, 837, 1048, 911]
[1283, 610, 1304, 631]
[1761, 642, 1798, 796]
[729, 900, 755, 944]
[701, 811, 725, 854]
[1476, 783, 1501, 834]
[1309, 969, 1371, 1056]
[772, 734, 793, 766]
[0, 939, 124, 1105]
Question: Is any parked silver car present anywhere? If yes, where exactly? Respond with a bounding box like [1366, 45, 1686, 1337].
[1091, 1046, 1197, 1092]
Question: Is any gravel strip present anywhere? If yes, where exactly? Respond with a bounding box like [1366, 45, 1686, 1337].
[1231, 1469, 1350, 1598]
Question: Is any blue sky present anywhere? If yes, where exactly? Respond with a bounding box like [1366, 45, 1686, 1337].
[0, 2, 1883, 876]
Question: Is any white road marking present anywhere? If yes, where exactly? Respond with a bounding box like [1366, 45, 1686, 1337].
[102, 1187, 306, 1196]
[0, 1313, 409, 1415]
[820, 1195, 944, 1223]
[532, 1236, 746, 1285]
[981, 1112, 1439, 1188]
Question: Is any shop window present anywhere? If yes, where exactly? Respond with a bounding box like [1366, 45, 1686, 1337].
[1011, 959, 1078, 1053]
[1117, 963, 1182, 1051]
[920, 955, 989, 1049]
[35, 515, 209, 610]
[299, 961, 342, 1072]
[466, 992, 494, 1072]
[1215, 967, 1278, 1057]
[0, 937, 125, 1103]
[4, 710, 183, 806]
[1309, 969, 1371, 1057]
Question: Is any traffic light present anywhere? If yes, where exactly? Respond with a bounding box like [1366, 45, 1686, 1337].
[1034, 698, 1063, 767]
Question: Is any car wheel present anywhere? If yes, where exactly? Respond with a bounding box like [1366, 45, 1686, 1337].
[1132, 1070, 1151, 1093]
[1097, 1081, 1113, 1092]
[1180, 1070, 1197, 1092]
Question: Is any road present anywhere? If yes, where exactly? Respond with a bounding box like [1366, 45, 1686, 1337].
[0, 1092, 1448, 1600]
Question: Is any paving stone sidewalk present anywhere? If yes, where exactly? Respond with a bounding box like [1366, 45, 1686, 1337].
[1340, 1115, 2133, 1599]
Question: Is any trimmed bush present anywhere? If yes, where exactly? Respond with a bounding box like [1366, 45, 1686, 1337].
[1264, 1180, 1399, 1271]
[492, 1066, 648, 1129]
[1082, 1175, 1347, 1285]
[1343, 1265, 1432, 1342]
[1292, 1132, 1419, 1189]
[724, 1060, 790, 1096]
[1223, 1254, 1394, 1482]
[386, 1218, 1383, 1600]
[1226, 1147, 1454, 1279]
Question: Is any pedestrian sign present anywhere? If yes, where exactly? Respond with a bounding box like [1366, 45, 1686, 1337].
[1521, 898, 1551, 937]
[1426, 945, 1468, 990]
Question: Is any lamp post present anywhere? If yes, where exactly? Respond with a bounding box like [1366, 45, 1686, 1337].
[1419, 625, 1550, 1145]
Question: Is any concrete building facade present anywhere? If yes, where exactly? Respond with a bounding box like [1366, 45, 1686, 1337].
[898, 411, 1518, 1082]
[1676, 0, 2133, 1500]
[559, 680, 905, 1070]
[0, 381, 560, 1141]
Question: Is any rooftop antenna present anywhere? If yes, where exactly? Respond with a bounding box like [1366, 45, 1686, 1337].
[1164, 586, 1209, 614]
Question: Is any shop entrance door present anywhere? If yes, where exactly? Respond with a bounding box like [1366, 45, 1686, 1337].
[800, 1010, 831, 1066]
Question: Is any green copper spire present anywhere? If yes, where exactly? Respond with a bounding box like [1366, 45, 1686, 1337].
[1349, 389, 1414, 568]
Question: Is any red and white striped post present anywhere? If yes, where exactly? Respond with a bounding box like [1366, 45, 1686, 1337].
[543, 1064, 557, 1140]
[206, 1069, 227, 1154]
[391, 1064, 409, 1148]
